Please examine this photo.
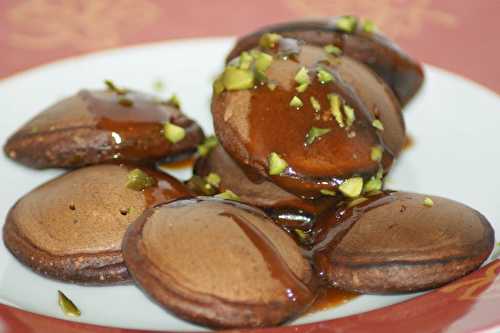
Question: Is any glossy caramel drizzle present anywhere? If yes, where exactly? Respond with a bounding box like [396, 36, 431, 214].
[311, 191, 396, 280]
[220, 211, 312, 304]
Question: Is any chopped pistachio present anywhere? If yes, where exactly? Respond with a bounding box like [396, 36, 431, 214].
[310, 96, 321, 113]
[152, 79, 165, 92]
[339, 177, 364, 198]
[372, 119, 384, 131]
[347, 196, 368, 208]
[328, 94, 344, 128]
[317, 67, 334, 83]
[294, 67, 310, 85]
[205, 172, 221, 187]
[118, 97, 133, 107]
[267, 81, 277, 91]
[336, 16, 358, 33]
[289, 96, 304, 109]
[126, 169, 156, 191]
[104, 80, 127, 95]
[255, 52, 273, 72]
[268, 152, 288, 176]
[254, 69, 268, 83]
[164, 122, 186, 143]
[324, 44, 342, 56]
[294, 229, 308, 241]
[363, 177, 382, 193]
[58, 291, 81, 317]
[238, 51, 253, 70]
[222, 66, 255, 91]
[376, 167, 384, 179]
[197, 135, 218, 156]
[296, 82, 309, 93]
[259, 32, 282, 49]
[423, 197, 434, 207]
[362, 19, 377, 33]
[31, 126, 39, 133]
[215, 190, 240, 201]
[320, 189, 336, 196]
[167, 94, 181, 108]
[186, 175, 217, 195]
[305, 127, 331, 145]
[213, 77, 225, 95]
[371, 146, 383, 162]
[344, 105, 355, 127]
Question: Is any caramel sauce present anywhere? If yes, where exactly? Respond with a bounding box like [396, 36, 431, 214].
[79, 90, 185, 161]
[246, 52, 390, 197]
[220, 211, 313, 304]
[124, 166, 192, 208]
[306, 287, 358, 314]
[403, 134, 414, 151]
[311, 191, 396, 279]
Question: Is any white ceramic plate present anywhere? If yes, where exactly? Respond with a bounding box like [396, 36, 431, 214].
[0, 38, 498, 332]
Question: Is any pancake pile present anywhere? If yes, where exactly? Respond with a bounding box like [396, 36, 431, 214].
[2, 16, 495, 329]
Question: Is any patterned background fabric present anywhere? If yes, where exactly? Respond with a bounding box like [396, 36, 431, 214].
[0, 0, 499, 92]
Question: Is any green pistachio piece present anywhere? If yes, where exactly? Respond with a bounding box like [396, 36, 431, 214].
[126, 169, 156, 191]
[324, 44, 342, 56]
[104, 79, 127, 95]
[376, 167, 384, 179]
[205, 172, 221, 187]
[186, 175, 217, 196]
[328, 94, 345, 128]
[339, 177, 364, 198]
[259, 32, 282, 49]
[213, 77, 225, 95]
[167, 94, 181, 108]
[320, 189, 336, 196]
[222, 66, 255, 91]
[289, 96, 304, 109]
[164, 122, 186, 143]
[362, 19, 377, 33]
[347, 196, 368, 208]
[310, 96, 321, 113]
[118, 97, 133, 107]
[267, 81, 277, 91]
[215, 190, 240, 201]
[197, 135, 218, 156]
[336, 16, 358, 33]
[255, 52, 273, 72]
[371, 146, 383, 162]
[423, 197, 434, 207]
[58, 291, 81, 317]
[372, 119, 384, 131]
[296, 82, 309, 93]
[239, 51, 253, 70]
[294, 67, 310, 85]
[344, 105, 355, 127]
[363, 177, 382, 193]
[152, 79, 165, 92]
[268, 152, 288, 175]
[305, 127, 331, 145]
[317, 67, 334, 83]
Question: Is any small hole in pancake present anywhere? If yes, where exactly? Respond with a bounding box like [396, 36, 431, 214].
[120, 209, 128, 216]
[69, 204, 76, 210]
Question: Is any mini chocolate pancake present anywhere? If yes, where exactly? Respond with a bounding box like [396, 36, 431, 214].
[3, 164, 191, 284]
[192, 145, 341, 229]
[123, 197, 317, 328]
[226, 17, 424, 106]
[4, 83, 205, 169]
[212, 38, 404, 198]
[312, 191, 495, 293]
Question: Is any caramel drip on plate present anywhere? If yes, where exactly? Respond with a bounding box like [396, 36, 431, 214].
[220, 211, 312, 304]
